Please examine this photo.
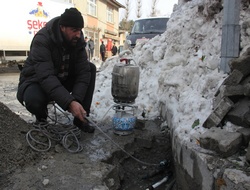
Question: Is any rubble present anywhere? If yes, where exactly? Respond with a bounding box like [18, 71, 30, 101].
[202, 47, 250, 161]
[199, 127, 242, 157]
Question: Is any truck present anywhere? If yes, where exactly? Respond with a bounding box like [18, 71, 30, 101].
[0, 0, 73, 63]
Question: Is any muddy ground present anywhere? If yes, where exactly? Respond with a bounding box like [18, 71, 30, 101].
[0, 64, 176, 190]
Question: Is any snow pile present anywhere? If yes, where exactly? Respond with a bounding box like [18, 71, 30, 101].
[91, 0, 250, 141]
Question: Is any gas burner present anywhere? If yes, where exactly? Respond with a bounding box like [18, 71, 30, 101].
[111, 58, 140, 135]
[112, 103, 138, 135]
[113, 99, 135, 104]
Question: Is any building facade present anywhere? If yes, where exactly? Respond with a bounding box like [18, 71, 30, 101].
[72, 0, 125, 59]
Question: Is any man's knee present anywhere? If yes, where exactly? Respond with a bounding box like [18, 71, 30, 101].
[23, 83, 49, 113]
[25, 101, 45, 113]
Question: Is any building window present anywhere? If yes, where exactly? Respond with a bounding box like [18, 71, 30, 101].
[88, 0, 97, 17]
[107, 7, 113, 23]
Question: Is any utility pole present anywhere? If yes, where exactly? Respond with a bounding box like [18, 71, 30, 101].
[220, 0, 240, 73]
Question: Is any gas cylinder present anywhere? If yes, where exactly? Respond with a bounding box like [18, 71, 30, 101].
[111, 58, 140, 103]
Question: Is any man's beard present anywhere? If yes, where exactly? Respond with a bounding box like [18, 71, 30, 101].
[70, 38, 79, 47]
[62, 33, 79, 47]
[65, 37, 78, 47]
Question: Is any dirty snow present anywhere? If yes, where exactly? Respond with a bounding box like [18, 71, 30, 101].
[90, 0, 234, 144]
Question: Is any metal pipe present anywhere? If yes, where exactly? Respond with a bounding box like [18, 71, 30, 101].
[220, 0, 240, 73]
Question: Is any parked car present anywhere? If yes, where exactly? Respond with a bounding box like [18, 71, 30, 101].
[124, 16, 169, 50]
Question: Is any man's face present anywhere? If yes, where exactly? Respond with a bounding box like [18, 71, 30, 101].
[60, 26, 82, 47]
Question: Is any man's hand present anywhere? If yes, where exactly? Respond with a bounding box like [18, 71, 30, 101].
[68, 101, 86, 122]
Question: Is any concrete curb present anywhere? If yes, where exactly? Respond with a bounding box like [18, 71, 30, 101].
[166, 110, 250, 190]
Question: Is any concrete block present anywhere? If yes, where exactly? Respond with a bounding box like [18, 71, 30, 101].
[221, 85, 244, 96]
[212, 95, 222, 110]
[203, 97, 234, 128]
[214, 97, 234, 116]
[213, 85, 243, 109]
[240, 75, 250, 85]
[243, 83, 250, 96]
[226, 97, 250, 127]
[199, 127, 242, 157]
[215, 70, 243, 97]
[222, 69, 243, 85]
[229, 54, 250, 77]
[237, 127, 250, 146]
[203, 112, 222, 129]
[243, 110, 250, 126]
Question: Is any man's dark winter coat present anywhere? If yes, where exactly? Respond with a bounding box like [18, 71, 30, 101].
[17, 16, 90, 111]
[111, 45, 118, 56]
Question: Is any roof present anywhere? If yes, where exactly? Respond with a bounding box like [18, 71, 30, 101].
[108, 0, 125, 9]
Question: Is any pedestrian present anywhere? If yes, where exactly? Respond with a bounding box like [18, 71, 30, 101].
[84, 36, 90, 60]
[111, 42, 118, 56]
[88, 37, 94, 60]
[16, 8, 96, 133]
[100, 41, 106, 61]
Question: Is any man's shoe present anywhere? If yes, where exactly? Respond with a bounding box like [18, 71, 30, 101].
[33, 120, 49, 129]
[73, 119, 95, 133]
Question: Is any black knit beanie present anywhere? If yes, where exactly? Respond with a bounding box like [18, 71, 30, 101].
[59, 8, 84, 28]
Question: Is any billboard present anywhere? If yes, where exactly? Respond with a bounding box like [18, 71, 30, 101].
[0, 0, 73, 51]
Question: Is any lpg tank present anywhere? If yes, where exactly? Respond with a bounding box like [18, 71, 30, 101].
[111, 58, 140, 103]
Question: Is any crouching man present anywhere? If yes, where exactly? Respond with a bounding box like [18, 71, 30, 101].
[17, 8, 96, 133]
